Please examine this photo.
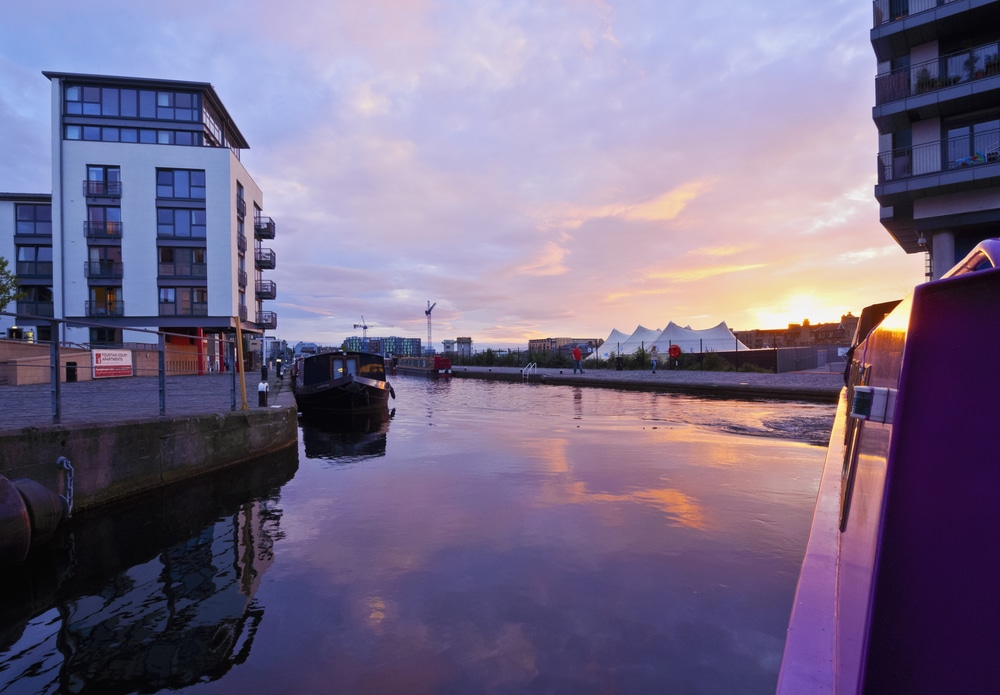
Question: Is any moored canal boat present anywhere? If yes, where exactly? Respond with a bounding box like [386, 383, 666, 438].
[394, 355, 452, 378]
[291, 350, 394, 419]
[777, 239, 1000, 694]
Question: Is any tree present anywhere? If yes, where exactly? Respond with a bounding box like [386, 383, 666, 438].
[0, 256, 22, 313]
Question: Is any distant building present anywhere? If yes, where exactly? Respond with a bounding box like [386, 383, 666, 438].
[872, 1, 1000, 279]
[1, 71, 278, 369]
[455, 337, 473, 357]
[342, 335, 421, 356]
[736, 314, 859, 349]
[528, 337, 603, 353]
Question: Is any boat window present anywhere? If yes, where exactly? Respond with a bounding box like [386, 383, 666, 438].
[346, 358, 357, 375]
[333, 358, 344, 377]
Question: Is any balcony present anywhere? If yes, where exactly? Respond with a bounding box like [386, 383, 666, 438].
[236, 197, 246, 218]
[84, 221, 123, 239]
[238, 269, 248, 288]
[873, 0, 952, 28]
[875, 129, 1000, 203]
[85, 261, 124, 281]
[159, 302, 208, 317]
[16, 300, 54, 318]
[158, 262, 207, 278]
[254, 216, 276, 239]
[256, 279, 277, 300]
[255, 248, 276, 269]
[83, 180, 122, 197]
[239, 304, 248, 322]
[16, 261, 53, 278]
[237, 232, 247, 254]
[86, 300, 125, 317]
[875, 42, 1000, 106]
[257, 311, 278, 330]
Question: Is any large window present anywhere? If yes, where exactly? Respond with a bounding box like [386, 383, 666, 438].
[157, 209, 207, 238]
[86, 166, 122, 196]
[159, 287, 208, 316]
[158, 247, 207, 277]
[16, 246, 53, 276]
[66, 125, 203, 146]
[15, 204, 52, 235]
[157, 169, 206, 199]
[64, 85, 200, 121]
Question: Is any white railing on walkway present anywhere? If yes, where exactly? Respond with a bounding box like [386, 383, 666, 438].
[521, 363, 537, 381]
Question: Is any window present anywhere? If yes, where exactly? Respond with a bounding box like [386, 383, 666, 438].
[15, 204, 52, 235]
[16, 246, 53, 276]
[158, 247, 206, 276]
[86, 166, 122, 196]
[156, 169, 206, 199]
[159, 287, 208, 316]
[157, 208, 207, 238]
[65, 84, 200, 121]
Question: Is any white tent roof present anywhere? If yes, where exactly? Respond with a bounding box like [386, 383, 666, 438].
[651, 321, 748, 354]
[588, 328, 630, 359]
[616, 325, 661, 355]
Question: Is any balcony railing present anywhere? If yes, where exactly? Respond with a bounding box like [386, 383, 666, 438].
[256, 279, 277, 299]
[257, 311, 277, 330]
[876, 41, 1000, 105]
[84, 221, 123, 239]
[238, 269, 248, 287]
[159, 302, 208, 317]
[877, 128, 1000, 183]
[16, 261, 53, 277]
[254, 216, 276, 239]
[236, 197, 247, 218]
[86, 300, 125, 317]
[873, 0, 959, 28]
[237, 232, 247, 254]
[85, 261, 124, 280]
[158, 262, 207, 278]
[16, 300, 54, 318]
[83, 180, 123, 197]
[255, 248, 276, 269]
[239, 304, 248, 322]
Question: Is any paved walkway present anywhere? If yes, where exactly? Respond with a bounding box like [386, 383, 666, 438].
[451, 365, 844, 402]
[0, 373, 296, 434]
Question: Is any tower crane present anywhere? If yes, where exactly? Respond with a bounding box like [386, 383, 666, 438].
[425, 301, 436, 354]
[353, 316, 394, 351]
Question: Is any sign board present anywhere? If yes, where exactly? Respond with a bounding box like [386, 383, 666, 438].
[92, 349, 133, 379]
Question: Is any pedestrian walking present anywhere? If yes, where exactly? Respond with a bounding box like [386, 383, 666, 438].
[650, 346, 658, 373]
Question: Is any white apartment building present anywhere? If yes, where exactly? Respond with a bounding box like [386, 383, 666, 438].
[1, 72, 276, 366]
[872, 0, 1000, 278]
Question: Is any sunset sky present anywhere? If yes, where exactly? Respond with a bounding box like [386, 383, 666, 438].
[0, 0, 926, 349]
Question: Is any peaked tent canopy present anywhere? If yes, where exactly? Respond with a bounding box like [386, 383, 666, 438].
[589, 321, 749, 358]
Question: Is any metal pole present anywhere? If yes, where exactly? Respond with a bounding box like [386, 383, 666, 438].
[158, 332, 166, 416]
[50, 321, 61, 424]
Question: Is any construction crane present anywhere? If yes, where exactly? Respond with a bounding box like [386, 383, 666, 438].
[353, 316, 394, 350]
[425, 301, 436, 353]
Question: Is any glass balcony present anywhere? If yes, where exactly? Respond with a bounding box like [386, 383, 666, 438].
[16, 300, 54, 318]
[16, 261, 53, 277]
[158, 262, 207, 278]
[256, 279, 277, 299]
[83, 180, 122, 197]
[875, 41, 1000, 105]
[85, 261, 124, 280]
[86, 300, 125, 317]
[254, 216, 276, 239]
[255, 248, 276, 269]
[84, 221, 123, 239]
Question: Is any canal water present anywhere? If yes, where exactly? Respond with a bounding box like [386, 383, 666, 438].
[0, 377, 833, 694]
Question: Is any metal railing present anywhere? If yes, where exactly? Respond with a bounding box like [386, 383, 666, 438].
[85, 301, 125, 317]
[257, 311, 277, 329]
[85, 261, 124, 280]
[873, 0, 958, 28]
[236, 197, 246, 218]
[157, 262, 207, 278]
[877, 128, 1000, 183]
[254, 216, 276, 239]
[875, 41, 1000, 105]
[256, 279, 277, 299]
[15, 301, 54, 317]
[84, 221, 123, 239]
[83, 180, 122, 197]
[254, 248, 276, 269]
[237, 232, 247, 254]
[521, 363, 537, 381]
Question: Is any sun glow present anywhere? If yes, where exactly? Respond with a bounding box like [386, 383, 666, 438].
[750, 293, 850, 330]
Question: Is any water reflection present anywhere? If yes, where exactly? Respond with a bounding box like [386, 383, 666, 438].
[0, 447, 297, 694]
[300, 408, 393, 462]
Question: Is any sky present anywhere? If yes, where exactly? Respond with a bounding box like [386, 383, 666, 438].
[0, 0, 926, 349]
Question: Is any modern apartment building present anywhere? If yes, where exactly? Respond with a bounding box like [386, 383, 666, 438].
[1, 72, 276, 365]
[872, 0, 1000, 279]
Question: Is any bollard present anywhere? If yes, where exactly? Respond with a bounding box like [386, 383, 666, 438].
[258, 381, 269, 407]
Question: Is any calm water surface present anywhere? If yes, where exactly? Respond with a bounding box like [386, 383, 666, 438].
[0, 378, 832, 694]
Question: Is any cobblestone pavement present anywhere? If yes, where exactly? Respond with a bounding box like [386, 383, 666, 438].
[0, 364, 843, 434]
[0, 373, 296, 434]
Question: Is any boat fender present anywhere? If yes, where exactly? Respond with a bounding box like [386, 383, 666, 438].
[389, 384, 396, 399]
[12, 478, 68, 547]
[0, 476, 32, 566]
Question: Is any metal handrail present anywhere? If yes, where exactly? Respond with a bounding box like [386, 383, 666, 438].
[522, 363, 537, 381]
[875, 40, 1000, 105]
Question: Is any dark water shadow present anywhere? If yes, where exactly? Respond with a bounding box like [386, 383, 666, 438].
[299, 408, 393, 462]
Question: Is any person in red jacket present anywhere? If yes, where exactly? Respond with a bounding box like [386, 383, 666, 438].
[572, 345, 584, 374]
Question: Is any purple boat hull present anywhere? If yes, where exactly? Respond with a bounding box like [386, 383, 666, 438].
[779, 241, 1000, 693]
